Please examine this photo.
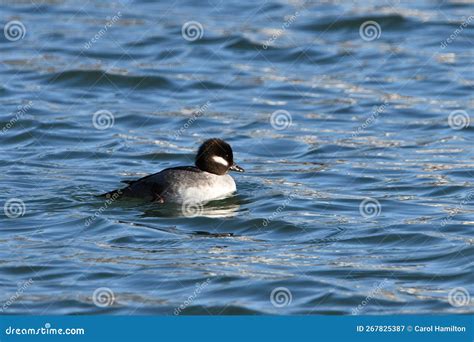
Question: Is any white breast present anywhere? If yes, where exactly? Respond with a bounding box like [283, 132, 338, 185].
[172, 173, 236, 203]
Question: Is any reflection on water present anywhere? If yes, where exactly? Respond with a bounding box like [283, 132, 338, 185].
[141, 199, 242, 219]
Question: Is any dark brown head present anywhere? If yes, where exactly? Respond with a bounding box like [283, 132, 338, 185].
[195, 138, 244, 175]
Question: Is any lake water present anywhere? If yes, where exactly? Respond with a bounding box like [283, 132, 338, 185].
[0, 0, 473, 315]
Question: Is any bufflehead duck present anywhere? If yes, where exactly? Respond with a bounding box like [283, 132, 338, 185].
[103, 138, 244, 203]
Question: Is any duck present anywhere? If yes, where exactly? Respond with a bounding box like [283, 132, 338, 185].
[102, 138, 244, 203]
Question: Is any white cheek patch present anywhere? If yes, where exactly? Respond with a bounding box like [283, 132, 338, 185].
[211, 156, 229, 167]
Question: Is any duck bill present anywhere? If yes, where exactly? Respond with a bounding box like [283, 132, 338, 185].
[229, 163, 245, 172]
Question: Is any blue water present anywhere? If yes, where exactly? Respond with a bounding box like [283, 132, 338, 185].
[0, 0, 473, 315]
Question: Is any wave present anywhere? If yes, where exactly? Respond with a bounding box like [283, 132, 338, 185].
[45, 69, 176, 90]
